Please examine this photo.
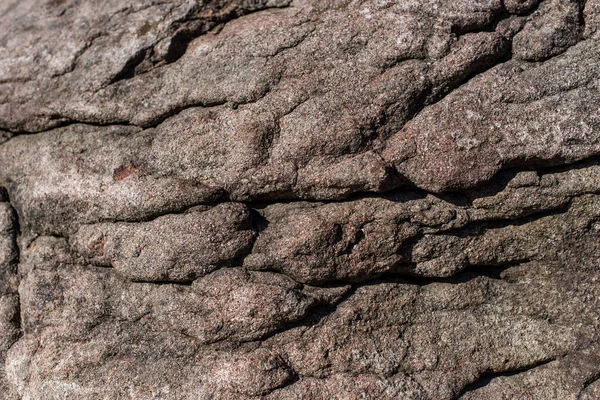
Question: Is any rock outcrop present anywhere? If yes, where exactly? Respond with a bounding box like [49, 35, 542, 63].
[0, 0, 599, 398]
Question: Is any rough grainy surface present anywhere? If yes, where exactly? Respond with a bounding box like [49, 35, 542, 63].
[0, 0, 599, 398]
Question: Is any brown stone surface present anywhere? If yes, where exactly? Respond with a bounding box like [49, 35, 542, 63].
[0, 0, 599, 398]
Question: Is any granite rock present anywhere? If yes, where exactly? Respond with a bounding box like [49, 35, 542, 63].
[0, 0, 599, 398]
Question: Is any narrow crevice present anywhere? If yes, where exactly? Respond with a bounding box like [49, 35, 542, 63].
[1, 187, 24, 386]
[4, 118, 142, 136]
[142, 99, 230, 129]
[398, 0, 547, 136]
[318, 257, 526, 291]
[124, 68, 285, 130]
[577, 0, 587, 40]
[241, 284, 359, 345]
[245, 184, 426, 211]
[264, 25, 317, 58]
[239, 258, 525, 345]
[73, 158, 598, 234]
[457, 357, 558, 398]
[437, 200, 572, 238]
[160, 20, 213, 64]
[108, 47, 153, 84]
[109, 0, 294, 85]
[425, 36, 512, 106]
[5, 186, 21, 289]
[90, 198, 228, 226]
[161, 0, 292, 66]
[461, 153, 600, 201]
[397, 261, 525, 286]
[579, 372, 600, 399]
[130, 279, 194, 286]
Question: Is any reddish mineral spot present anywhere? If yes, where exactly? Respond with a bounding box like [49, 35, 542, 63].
[113, 164, 140, 181]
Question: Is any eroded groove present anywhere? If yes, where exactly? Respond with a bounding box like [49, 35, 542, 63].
[461, 153, 600, 200]
[3, 118, 142, 136]
[241, 283, 358, 344]
[394, 261, 524, 286]
[94, 161, 595, 229]
[242, 258, 524, 345]
[416, 1, 540, 115]
[108, 47, 153, 84]
[108, 0, 293, 85]
[0, 188, 23, 397]
[457, 357, 558, 398]
[442, 200, 572, 235]
[415, 0, 545, 110]
[579, 374, 600, 399]
[130, 279, 194, 286]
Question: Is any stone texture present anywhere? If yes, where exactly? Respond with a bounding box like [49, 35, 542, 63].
[0, 0, 599, 398]
[72, 202, 256, 282]
[0, 201, 20, 398]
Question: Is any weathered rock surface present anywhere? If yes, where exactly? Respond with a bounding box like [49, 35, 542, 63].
[0, 0, 599, 398]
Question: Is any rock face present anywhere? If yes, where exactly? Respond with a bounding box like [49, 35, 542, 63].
[0, 0, 599, 398]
